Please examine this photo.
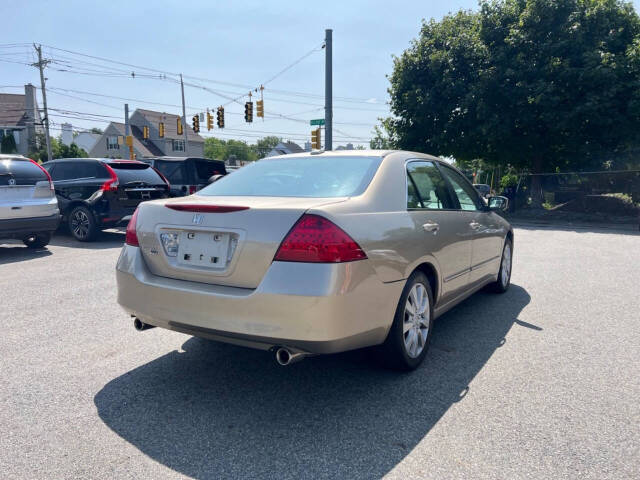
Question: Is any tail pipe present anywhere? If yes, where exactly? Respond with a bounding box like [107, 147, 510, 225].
[133, 317, 156, 331]
[275, 347, 307, 366]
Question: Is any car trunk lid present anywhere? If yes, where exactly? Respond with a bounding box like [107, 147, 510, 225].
[136, 195, 347, 288]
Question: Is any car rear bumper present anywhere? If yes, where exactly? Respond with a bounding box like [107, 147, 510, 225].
[0, 213, 60, 239]
[115, 244, 403, 354]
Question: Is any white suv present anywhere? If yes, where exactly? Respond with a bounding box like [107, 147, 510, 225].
[0, 154, 60, 248]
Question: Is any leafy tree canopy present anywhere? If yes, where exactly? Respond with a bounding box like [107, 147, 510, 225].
[29, 134, 88, 162]
[378, 0, 640, 174]
[204, 136, 283, 162]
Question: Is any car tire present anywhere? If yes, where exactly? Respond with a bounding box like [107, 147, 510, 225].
[23, 232, 51, 249]
[489, 237, 512, 293]
[68, 206, 97, 242]
[377, 271, 434, 371]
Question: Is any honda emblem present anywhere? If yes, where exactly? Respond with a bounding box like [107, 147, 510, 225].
[192, 214, 203, 225]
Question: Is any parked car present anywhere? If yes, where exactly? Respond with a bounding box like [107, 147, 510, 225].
[42, 158, 170, 241]
[473, 183, 492, 198]
[141, 157, 227, 197]
[0, 154, 60, 248]
[116, 151, 512, 370]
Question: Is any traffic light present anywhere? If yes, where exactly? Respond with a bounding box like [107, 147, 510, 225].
[256, 99, 264, 118]
[311, 128, 321, 149]
[158, 122, 165, 138]
[244, 101, 253, 123]
[207, 112, 213, 131]
[177, 117, 183, 135]
[192, 115, 200, 133]
[217, 107, 225, 128]
[142, 126, 149, 139]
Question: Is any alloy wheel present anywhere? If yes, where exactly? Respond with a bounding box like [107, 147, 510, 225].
[501, 242, 512, 286]
[403, 283, 430, 358]
[71, 210, 90, 240]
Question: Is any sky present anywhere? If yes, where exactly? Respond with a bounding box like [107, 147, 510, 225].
[3, 0, 640, 149]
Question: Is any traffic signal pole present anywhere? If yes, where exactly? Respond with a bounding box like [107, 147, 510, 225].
[324, 29, 333, 151]
[180, 74, 189, 154]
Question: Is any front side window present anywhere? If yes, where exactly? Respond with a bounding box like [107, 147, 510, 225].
[172, 140, 185, 152]
[439, 165, 481, 211]
[107, 136, 119, 150]
[406, 161, 452, 209]
[200, 156, 382, 198]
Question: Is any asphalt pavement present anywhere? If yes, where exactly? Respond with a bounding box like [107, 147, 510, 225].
[0, 225, 638, 479]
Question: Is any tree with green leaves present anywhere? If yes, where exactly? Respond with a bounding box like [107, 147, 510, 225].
[28, 134, 88, 162]
[253, 136, 281, 158]
[377, 0, 640, 203]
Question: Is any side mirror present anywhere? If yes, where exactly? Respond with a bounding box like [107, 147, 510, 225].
[488, 195, 509, 212]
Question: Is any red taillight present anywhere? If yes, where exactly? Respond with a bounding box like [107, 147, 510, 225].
[165, 204, 249, 213]
[125, 208, 140, 247]
[274, 214, 367, 263]
[189, 185, 197, 194]
[101, 164, 119, 192]
[29, 159, 54, 191]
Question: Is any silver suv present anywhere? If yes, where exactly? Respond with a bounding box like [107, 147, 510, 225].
[0, 154, 60, 248]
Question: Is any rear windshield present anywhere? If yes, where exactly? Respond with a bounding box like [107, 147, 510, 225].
[109, 162, 165, 186]
[0, 158, 47, 186]
[199, 156, 382, 198]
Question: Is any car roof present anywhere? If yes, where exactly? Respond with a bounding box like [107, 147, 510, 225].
[46, 157, 146, 165]
[144, 156, 224, 163]
[263, 149, 448, 166]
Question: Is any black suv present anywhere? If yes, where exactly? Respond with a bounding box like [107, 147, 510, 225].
[141, 157, 226, 196]
[43, 158, 169, 241]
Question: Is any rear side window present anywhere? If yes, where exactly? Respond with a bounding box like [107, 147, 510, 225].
[108, 162, 165, 185]
[200, 156, 381, 198]
[406, 161, 453, 209]
[154, 161, 185, 184]
[0, 158, 47, 185]
[47, 162, 82, 181]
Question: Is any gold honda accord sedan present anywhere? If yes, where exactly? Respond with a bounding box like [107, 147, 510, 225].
[116, 150, 513, 370]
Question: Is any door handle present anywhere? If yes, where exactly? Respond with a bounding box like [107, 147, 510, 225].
[422, 221, 439, 233]
[469, 221, 481, 230]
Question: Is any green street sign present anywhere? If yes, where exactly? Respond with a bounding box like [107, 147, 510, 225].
[310, 118, 325, 126]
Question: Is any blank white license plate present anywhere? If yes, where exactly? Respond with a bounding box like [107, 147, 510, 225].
[177, 231, 230, 267]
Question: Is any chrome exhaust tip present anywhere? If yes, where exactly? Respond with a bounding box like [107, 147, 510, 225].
[275, 347, 306, 366]
[133, 318, 155, 331]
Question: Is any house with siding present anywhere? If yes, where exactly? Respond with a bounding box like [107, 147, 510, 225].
[0, 84, 43, 155]
[89, 109, 204, 158]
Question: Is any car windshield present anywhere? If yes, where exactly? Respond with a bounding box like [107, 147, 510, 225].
[198, 156, 382, 197]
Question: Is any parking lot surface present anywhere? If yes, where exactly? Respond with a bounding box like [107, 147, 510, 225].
[1, 226, 639, 479]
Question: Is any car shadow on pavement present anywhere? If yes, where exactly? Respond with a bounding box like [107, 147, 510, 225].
[49, 229, 125, 250]
[0, 244, 52, 265]
[95, 284, 531, 479]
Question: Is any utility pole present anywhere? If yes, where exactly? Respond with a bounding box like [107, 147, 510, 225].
[324, 29, 333, 151]
[32, 44, 52, 162]
[124, 103, 133, 160]
[180, 74, 189, 155]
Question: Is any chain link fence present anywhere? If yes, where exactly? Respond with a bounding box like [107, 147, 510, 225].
[499, 170, 640, 221]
